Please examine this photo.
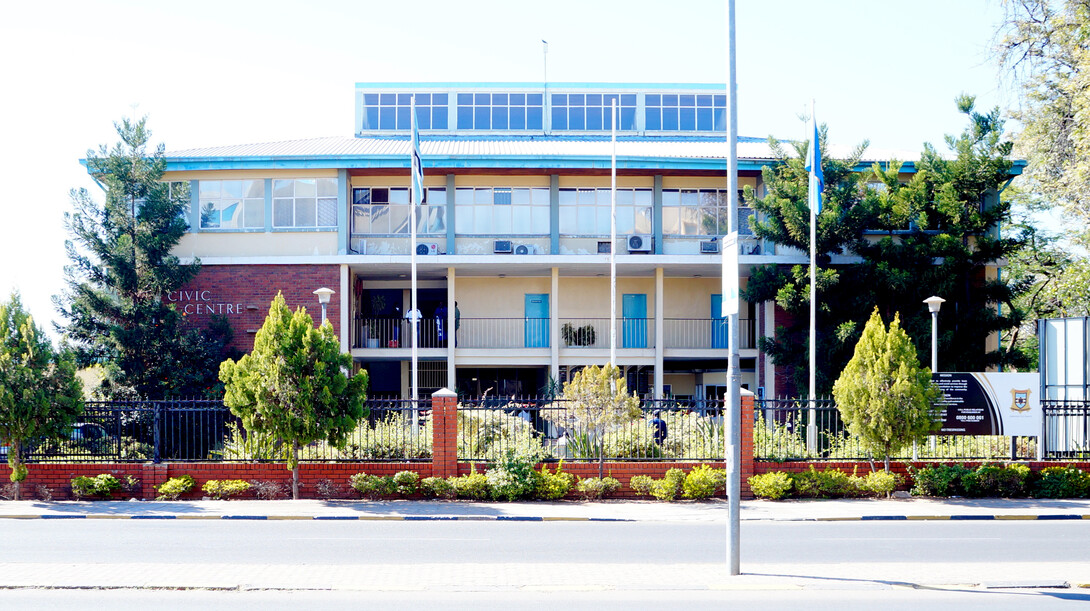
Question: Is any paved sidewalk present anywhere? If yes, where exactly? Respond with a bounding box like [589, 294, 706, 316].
[1, 497, 1089, 521]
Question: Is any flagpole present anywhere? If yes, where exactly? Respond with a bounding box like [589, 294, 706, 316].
[410, 95, 420, 408]
[610, 98, 617, 374]
[807, 99, 818, 452]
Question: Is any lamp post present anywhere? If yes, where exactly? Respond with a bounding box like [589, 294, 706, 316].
[923, 296, 945, 372]
[313, 287, 335, 325]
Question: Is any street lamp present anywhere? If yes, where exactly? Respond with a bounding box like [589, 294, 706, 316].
[923, 296, 945, 372]
[313, 287, 335, 325]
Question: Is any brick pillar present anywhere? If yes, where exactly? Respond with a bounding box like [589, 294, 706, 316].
[431, 388, 458, 478]
[740, 391, 755, 499]
[141, 463, 169, 501]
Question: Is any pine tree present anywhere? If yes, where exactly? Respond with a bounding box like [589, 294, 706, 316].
[56, 117, 232, 398]
[744, 99, 1024, 394]
[219, 293, 368, 499]
[832, 309, 940, 471]
[0, 293, 84, 500]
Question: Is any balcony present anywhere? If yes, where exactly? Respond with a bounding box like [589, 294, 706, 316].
[353, 317, 755, 350]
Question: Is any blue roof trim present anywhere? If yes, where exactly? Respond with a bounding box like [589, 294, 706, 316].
[163, 155, 771, 172]
[347, 134, 768, 143]
[355, 82, 726, 91]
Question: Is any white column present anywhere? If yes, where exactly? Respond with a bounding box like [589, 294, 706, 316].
[551, 267, 560, 386]
[447, 266, 456, 390]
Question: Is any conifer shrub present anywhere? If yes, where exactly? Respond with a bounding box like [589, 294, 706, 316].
[650, 468, 687, 501]
[575, 476, 620, 500]
[202, 479, 251, 500]
[909, 464, 972, 497]
[155, 475, 196, 501]
[420, 477, 456, 499]
[534, 463, 575, 500]
[748, 472, 793, 500]
[629, 475, 655, 496]
[1034, 466, 1090, 499]
[392, 471, 420, 495]
[860, 470, 902, 497]
[682, 464, 727, 500]
[962, 463, 1031, 498]
[71, 474, 122, 499]
[350, 473, 397, 499]
[451, 471, 490, 500]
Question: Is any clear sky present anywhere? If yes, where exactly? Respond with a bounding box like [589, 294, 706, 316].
[0, 0, 1010, 336]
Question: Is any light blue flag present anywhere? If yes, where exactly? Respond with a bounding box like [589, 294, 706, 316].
[410, 96, 424, 206]
[804, 110, 823, 215]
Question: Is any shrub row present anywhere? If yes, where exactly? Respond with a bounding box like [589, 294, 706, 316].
[749, 463, 1090, 500]
[350, 459, 727, 502]
[748, 467, 901, 500]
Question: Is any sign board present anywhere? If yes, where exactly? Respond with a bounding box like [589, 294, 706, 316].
[931, 373, 1040, 436]
[721, 232, 739, 316]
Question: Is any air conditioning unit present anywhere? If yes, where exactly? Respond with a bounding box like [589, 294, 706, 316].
[597, 241, 612, 254]
[514, 244, 538, 255]
[627, 235, 652, 253]
[416, 243, 439, 255]
[493, 240, 513, 254]
[700, 240, 719, 254]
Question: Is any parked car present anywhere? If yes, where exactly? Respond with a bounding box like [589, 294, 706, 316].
[69, 423, 107, 442]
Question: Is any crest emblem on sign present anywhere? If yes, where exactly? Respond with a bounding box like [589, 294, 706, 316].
[1010, 388, 1031, 413]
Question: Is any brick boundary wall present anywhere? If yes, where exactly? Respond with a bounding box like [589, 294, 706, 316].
[6, 392, 1084, 501]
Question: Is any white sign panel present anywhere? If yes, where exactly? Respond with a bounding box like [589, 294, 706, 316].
[721, 232, 739, 316]
[932, 372, 1040, 436]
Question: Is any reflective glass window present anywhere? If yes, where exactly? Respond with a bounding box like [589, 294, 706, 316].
[199, 179, 266, 230]
[352, 186, 445, 236]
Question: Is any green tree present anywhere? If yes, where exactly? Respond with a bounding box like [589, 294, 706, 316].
[997, 0, 1090, 247]
[745, 98, 1024, 394]
[557, 363, 641, 478]
[56, 117, 233, 399]
[832, 309, 941, 471]
[219, 293, 368, 499]
[0, 293, 84, 500]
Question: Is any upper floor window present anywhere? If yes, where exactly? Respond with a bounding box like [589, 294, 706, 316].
[645, 94, 726, 132]
[454, 187, 549, 234]
[352, 187, 446, 235]
[457, 93, 543, 130]
[559, 188, 652, 235]
[273, 178, 338, 229]
[551, 93, 636, 131]
[361, 93, 448, 130]
[662, 189, 734, 236]
[199, 179, 264, 230]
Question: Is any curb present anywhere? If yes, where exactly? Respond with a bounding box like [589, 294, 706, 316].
[809, 514, 1090, 522]
[0, 514, 635, 521]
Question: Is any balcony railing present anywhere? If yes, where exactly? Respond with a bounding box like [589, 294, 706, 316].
[352, 316, 754, 350]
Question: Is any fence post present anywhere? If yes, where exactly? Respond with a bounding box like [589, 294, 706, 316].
[152, 402, 162, 464]
[740, 390, 755, 499]
[431, 388, 458, 478]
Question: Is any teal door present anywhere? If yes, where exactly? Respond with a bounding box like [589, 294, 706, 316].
[711, 294, 729, 348]
[622, 294, 648, 348]
[524, 294, 549, 348]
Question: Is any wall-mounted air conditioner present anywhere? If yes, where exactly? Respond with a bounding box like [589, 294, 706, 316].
[514, 244, 537, 255]
[493, 240, 513, 254]
[700, 239, 719, 254]
[597, 241, 612, 254]
[416, 243, 440, 255]
[627, 235, 652, 253]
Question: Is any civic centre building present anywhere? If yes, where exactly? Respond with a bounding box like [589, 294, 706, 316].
[153, 82, 945, 401]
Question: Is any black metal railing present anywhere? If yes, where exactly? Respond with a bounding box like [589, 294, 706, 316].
[22, 399, 433, 464]
[456, 397, 725, 462]
[1043, 399, 1090, 459]
[753, 398, 1039, 461]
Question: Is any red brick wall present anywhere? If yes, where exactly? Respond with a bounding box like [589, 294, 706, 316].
[171, 264, 341, 353]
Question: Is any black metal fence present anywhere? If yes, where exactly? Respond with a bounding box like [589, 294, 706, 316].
[1042, 399, 1090, 459]
[753, 398, 1042, 462]
[22, 399, 432, 464]
[456, 397, 725, 462]
[23, 397, 1087, 464]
